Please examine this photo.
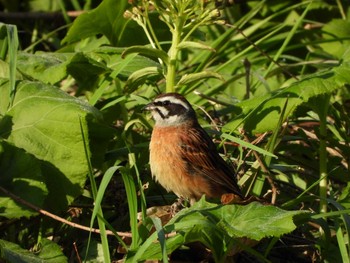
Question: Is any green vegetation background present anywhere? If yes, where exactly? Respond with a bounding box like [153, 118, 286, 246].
[0, 0, 350, 262]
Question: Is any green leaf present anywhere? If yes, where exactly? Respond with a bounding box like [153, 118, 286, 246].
[6, 24, 18, 108]
[174, 198, 305, 240]
[17, 52, 72, 84]
[0, 239, 41, 263]
[65, 48, 163, 95]
[62, 0, 129, 45]
[320, 19, 350, 59]
[122, 46, 169, 65]
[96, 47, 162, 78]
[176, 71, 224, 87]
[126, 66, 163, 92]
[0, 60, 11, 80]
[28, 0, 60, 12]
[221, 133, 277, 158]
[36, 239, 68, 262]
[0, 140, 47, 218]
[0, 238, 67, 263]
[66, 52, 110, 91]
[121, 166, 140, 250]
[80, 239, 106, 263]
[214, 202, 302, 240]
[0, 80, 106, 212]
[224, 49, 350, 133]
[90, 166, 121, 230]
[150, 216, 168, 263]
[128, 199, 307, 262]
[177, 41, 215, 52]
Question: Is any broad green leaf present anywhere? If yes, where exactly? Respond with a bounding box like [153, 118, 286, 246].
[17, 52, 72, 84]
[65, 48, 162, 94]
[0, 239, 41, 263]
[0, 140, 47, 218]
[80, 239, 106, 263]
[224, 49, 350, 133]
[320, 19, 350, 59]
[214, 202, 303, 240]
[0, 80, 107, 212]
[36, 239, 68, 262]
[94, 47, 162, 79]
[62, 0, 129, 45]
[66, 52, 111, 91]
[127, 199, 307, 261]
[0, 238, 67, 263]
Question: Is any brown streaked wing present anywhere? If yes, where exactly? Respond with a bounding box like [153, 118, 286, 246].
[178, 124, 242, 197]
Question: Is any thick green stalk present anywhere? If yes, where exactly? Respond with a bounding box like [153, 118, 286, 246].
[166, 18, 183, 92]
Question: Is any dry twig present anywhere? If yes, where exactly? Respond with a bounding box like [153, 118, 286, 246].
[0, 186, 132, 238]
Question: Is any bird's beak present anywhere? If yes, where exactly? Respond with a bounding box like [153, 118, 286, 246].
[142, 102, 154, 111]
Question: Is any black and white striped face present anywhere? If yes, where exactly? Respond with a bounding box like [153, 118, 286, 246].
[144, 93, 196, 126]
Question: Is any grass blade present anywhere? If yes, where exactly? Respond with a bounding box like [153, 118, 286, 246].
[150, 216, 168, 263]
[264, 2, 312, 78]
[121, 165, 140, 249]
[221, 133, 277, 158]
[79, 116, 111, 263]
[335, 221, 350, 263]
[6, 24, 18, 108]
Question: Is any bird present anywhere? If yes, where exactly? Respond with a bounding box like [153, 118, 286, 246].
[143, 92, 242, 205]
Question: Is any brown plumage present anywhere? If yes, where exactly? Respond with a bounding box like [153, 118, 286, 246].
[144, 93, 242, 204]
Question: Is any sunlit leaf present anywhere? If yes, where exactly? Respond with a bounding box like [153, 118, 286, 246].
[320, 19, 350, 59]
[62, 0, 129, 45]
[176, 71, 224, 87]
[0, 80, 108, 212]
[0, 239, 67, 263]
[125, 66, 163, 92]
[122, 46, 169, 65]
[177, 41, 215, 52]
[127, 198, 307, 262]
[224, 49, 350, 133]
[17, 52, 72, 84]
[0, 140, 47, 218]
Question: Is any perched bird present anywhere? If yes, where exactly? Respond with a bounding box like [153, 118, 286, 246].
[144, 93, 242, 204]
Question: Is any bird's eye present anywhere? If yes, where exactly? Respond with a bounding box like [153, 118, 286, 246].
[154, 100, 171, 107]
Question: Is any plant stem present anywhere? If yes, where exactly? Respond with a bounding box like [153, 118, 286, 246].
[166, 17, 183, 92]
[319, 110, 328, 213]
[317, 95, 330, 214]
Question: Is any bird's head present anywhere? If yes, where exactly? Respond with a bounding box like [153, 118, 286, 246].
[144, 93, 197, 127]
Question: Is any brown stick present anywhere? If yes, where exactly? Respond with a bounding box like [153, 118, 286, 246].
[73, 242, 82, 263]
[0, 11, 84, 20]
[0, 186, 132, 237]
